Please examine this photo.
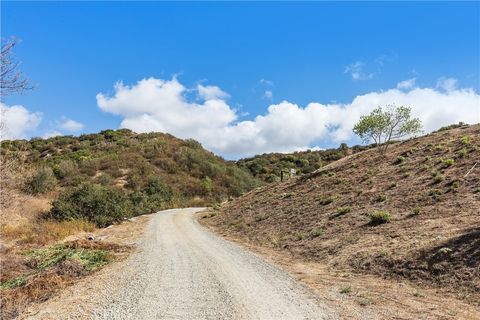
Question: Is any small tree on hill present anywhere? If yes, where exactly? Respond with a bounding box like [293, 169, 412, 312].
[353, 105, 422, 154]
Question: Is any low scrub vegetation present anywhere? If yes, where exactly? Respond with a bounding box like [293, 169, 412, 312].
[49, 183, 133, 227]
[203, 123, 480, 307]
[336, 206, 352, 215]
[237, 143, 371, 183]
[28, 243, 110, 271]
[0, 277, 27, 290]
[0, 240, 126, 319]
[310, 227, 323, 238]
[0, 219, 95, 245]
[1, 129, 261, 229]
[25, 167, 57, 194]
[369, 211, 391, 224]
[319, 196, 335, 205]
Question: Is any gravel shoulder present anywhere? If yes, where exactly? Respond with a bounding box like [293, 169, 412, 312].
[23, 208, 336, 320]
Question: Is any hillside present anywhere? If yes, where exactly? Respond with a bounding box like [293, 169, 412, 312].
[0, 129, 260, 318]
[203, 124, 480, 304]
[1, 129, 258, 207]
[237, 144, 371, 182]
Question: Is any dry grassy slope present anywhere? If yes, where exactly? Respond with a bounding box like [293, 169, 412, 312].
[205, 124, 480, 303]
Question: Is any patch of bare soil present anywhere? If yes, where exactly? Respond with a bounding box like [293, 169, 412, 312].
[0, 215, 151, 320]
[201, 227, 480, 320]
[202, 124, 480, 317]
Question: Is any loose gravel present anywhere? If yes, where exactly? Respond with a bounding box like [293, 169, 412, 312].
[27, 208, 336, 320]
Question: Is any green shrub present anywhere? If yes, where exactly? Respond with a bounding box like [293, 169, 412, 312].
[319, 196, 335, 205]
[449, 180, 460, 191]
[96, 173, 114, 186]
[294, 231, 306, 241]
[0, 276, 27, 290]
[202, 176, 213, 195]
[412, 207, 422, 215]
[457, 148, 467, 158]
[432, 171, 445, 184]
[264, 174, 278, 183]
[29, 244, 109, 271]
[26, 167, 57, 194]
[436, 122, 466, 132]
[395, 156, 406, 164]
[460, 135, 471, 146]
[434, 144, 444, 152]
[375, 194, 387, 202]
[443, 158, 455, 167]
[143, 177, 173, 199]
[428, 189, 442, 200]
[336, 206, 352, 215]
[55, 160, 78, 179]
[369, 211, 391, 224]
[310, 227, 323, 238]
[129, 179, 174, 215]
[340, 285, 352, 294]
[49, 183, 132, 227]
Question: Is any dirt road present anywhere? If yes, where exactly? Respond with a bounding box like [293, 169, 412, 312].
[86, 208, 334, 319]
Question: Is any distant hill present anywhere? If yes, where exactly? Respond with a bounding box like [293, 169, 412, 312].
[237, 144, 371, 183]
[204, 123, 480, 304]
[1, 129, 259, 207]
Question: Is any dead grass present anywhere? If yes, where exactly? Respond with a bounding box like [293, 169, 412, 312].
[0, 188, 95, 250]
[0, 155, 32, 212]
[203, 124, 480, 306]
[0, 240, 129, 319]
[1, 220, 96, 246]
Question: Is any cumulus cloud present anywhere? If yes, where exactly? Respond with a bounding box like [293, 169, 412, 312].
[436, 77, 458, 92]
[397, 78, 416, 90]
[0, 103, 42, 140]
[197, 84, 229, 100]
[344, 61, 374, 80]
[97, 77, 480, 158]
[97, 78, 236, 137]
[59, 118, 84, 132]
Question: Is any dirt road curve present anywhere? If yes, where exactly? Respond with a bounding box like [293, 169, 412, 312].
[91, 208, 334, 320]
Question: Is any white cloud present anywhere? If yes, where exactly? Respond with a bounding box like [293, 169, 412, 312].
[436, 77, 458, 92]
[197, 84, 229, 100]
[43, 130, 62, 139]
[397, 78, 416, 90]
[0, 103, 42, 140]
[263, 90, 273, 100]
[260, 79, 274, 86]
[59, 118, 84, 132]
[344, 61, 374, 81]
[97, 78, 236, 137]
[97, 77, 480, 158]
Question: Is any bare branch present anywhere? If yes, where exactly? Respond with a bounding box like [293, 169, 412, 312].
[1, 37, 33, 100]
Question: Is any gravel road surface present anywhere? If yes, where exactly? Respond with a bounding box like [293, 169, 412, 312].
[83, 208, 334, 319]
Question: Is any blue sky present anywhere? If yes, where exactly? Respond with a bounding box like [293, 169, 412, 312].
[1, 2, 479, 158]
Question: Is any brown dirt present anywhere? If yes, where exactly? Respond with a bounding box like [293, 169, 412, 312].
[0, 215, 151, 320]
[200, 230, 480, 319]
[202, 124, 480, 314]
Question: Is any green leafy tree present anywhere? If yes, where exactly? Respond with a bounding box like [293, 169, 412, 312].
[353, 105, 422, 154]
